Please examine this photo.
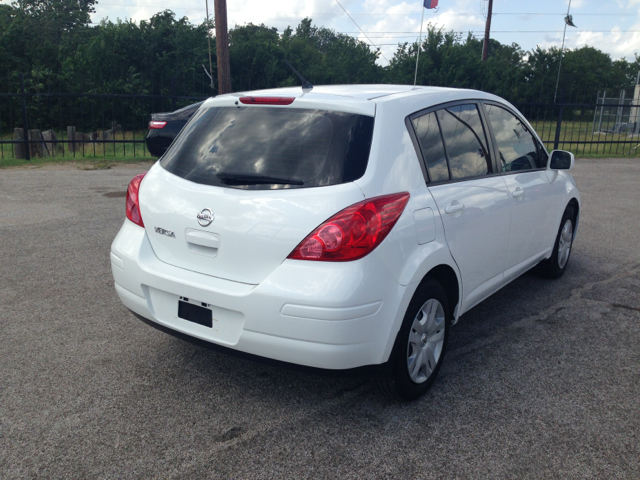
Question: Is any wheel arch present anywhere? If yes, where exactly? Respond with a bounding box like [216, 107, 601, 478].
[424, 264, 460, 323]
[380, 262, 462, 370]
[567, 197, 580, 240]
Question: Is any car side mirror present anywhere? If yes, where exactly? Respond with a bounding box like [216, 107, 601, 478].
[548, 150, 575, 170]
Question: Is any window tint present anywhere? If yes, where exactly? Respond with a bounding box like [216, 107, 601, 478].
[412, 112, 449, 182]
[161, 107, 374, 190]
[437, 104, 491, 180]
[485, 104, 545, 172]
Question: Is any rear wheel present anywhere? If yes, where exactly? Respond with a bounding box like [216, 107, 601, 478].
[536, 205, 576, 279]
[376, 278, 449, 401]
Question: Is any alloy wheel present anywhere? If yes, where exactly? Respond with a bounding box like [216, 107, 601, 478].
[558, 219, 573, 269]
[406, 298, 445, 384]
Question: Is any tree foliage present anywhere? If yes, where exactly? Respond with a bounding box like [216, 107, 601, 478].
[1, 3, 639, 105]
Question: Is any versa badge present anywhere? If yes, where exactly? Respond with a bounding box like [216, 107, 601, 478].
[154, 227, 176, 238]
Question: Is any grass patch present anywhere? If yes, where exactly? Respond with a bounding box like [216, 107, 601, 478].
[1, 130, 153, 158]
[0, 129, 156, 168]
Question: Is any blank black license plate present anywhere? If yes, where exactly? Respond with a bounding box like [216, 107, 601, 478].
[178, 300, 212, 328]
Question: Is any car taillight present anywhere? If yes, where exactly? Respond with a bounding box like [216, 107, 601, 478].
[149, 121, 167, 129]
[288, 192, 410, 262]
[239, 97, 295, 105]
[126, 173, 146, 227]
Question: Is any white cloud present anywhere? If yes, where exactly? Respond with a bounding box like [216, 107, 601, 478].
[350, 0, 485, 63]
[87, 0, 640, 63]
[538, 23, 640, 60]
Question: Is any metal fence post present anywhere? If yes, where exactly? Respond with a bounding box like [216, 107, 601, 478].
[591, 90, 599, 135]
[20, 73, 30, 160]
[554, 90, 565, 151]
[597, 90, 606, 133]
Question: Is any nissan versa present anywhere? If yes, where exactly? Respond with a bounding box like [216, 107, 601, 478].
[110, 85, 580, 400]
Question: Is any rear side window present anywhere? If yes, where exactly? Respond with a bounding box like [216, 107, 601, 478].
[484, 104, 546, 171]
[438, 105, 491, 180]
[412, 112, 449, 182]
[160, 106, 374, 190]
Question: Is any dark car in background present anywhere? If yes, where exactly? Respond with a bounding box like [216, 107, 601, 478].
[145, 101, 204, 157]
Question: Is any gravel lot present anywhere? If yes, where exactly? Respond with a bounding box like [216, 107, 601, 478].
[1, 159, 639, 479]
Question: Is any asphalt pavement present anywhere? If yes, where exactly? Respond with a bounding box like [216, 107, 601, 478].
[1, 159, 639, 478]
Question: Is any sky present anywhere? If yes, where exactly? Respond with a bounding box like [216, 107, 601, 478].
[7, 0, 640, 66]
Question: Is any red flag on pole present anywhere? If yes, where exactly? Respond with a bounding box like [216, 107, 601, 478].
[424, 0, 438, 8]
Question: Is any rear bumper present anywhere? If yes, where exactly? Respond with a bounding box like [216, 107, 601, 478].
[127, 309, 384, 377]
[145, 134, 172, 158]
[111, 220, 413, 370]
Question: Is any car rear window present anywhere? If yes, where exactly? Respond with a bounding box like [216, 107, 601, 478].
[160, 106, 375, 189]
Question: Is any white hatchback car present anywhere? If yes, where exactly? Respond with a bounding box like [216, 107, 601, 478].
[111, 85, 580, 400]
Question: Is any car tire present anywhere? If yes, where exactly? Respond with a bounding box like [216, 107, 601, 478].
[376, 278, 449, 401]
[535, 204, 576, 279]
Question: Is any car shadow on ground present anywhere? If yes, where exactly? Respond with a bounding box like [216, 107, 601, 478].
[130, 252, 591, 412]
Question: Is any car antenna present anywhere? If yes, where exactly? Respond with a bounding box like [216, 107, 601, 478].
[284, 60, 313, 91]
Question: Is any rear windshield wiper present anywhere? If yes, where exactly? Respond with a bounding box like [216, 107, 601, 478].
[217, 172, 304, 186]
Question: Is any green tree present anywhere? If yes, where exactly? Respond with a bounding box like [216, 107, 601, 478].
[2, 4, 640, 106]
[229, 23, 282, 91]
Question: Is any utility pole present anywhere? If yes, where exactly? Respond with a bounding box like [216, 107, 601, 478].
[214, 0, 231, 94]
[205, 0, 214, 93]
[482, 0, 493, 62]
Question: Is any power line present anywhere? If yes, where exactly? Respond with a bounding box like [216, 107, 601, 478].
[322, 30, 640, 34]
[326, 12, 638, 16]
[84, 21, 640, 35]
[95, 5, 640, 16]
[332, 0, 389, 61]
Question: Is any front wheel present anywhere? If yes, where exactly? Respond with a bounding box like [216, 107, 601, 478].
[536, 205, 576, 279]
[376, 279, 449, 401]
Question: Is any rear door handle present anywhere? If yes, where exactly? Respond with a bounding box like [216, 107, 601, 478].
[444, 203, 464, 215]
[512, 187, 525, 199]
[185, 229, 221, 249]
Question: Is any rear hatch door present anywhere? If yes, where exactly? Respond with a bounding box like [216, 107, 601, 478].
[140, 167, 365, 285]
